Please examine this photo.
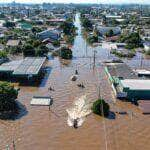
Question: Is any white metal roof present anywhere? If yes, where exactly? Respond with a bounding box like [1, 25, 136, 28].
[0, 57, 46, 76]
[121, 79, 150, 90]
[31, 96, 52, 106]
[135, 69, 150, 75]
[13, 57, 46, 75]
[0, 60, 23, 72]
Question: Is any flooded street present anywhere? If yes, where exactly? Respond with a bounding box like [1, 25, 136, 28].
[0, 13, 150, 150]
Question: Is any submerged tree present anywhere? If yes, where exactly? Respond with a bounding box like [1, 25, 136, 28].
[22, 44, 35, 57]
[60, 46, 72, 59]
[0, 82, 18, 112]
[92, 99, 110, 117]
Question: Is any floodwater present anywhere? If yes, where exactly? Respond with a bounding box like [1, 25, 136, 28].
[0, 13, 150, 150]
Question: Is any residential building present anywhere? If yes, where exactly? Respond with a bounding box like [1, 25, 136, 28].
[37, 29, 61, 41]
[96, 26, 121, 37]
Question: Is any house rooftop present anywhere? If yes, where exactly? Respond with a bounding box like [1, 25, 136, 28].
[6, 40, 21, 46]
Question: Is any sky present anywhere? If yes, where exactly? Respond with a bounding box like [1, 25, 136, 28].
[0, 0, 150, 4]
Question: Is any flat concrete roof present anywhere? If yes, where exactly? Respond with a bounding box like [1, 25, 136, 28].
[121, 79, 150, 90]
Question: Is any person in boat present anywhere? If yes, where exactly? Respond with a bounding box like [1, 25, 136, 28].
[81, 82, 85, 88]
[77, 83, 85, 88]
[75, 70, 78, 75]
[48, 86, 55, 91]
[73, 118, 79, 129]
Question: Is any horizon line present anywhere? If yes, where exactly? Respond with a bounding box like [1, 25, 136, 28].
[0, 2, 150, 5]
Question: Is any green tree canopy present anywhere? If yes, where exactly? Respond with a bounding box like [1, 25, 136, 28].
[3, 21, 15, 28]
[81, 18, 93, 31]
[60, 20, 76, 35]
[0, 82, 18, 112]
[105, 29, 114, 37]
[118, 32, 142, 49]
[22, 44, 35, 57]
[35, 45, 48, 56]
[60, 46, 72, 59]
[0, 51, 7, 58]
[92, 99, 110, 117]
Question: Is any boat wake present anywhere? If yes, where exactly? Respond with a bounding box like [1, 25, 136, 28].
[66, 95, 92, 128]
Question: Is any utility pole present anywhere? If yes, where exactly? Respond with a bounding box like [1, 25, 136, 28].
[85, 41, 88, 57]
[98, 85, 101, 99]
[99, 85, 108, 150]
[93, 50, 97, 69]
[140, 55, 143, 68]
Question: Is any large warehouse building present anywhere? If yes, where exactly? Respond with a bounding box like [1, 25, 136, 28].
[0, 57, 46, 80]
[118, 79, 150, 100]
[104, 62, 150, 101]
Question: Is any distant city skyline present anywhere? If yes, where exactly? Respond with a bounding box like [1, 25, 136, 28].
[1, 0, 150, 4]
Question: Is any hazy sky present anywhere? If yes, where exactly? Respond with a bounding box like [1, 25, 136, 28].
[1, 0, 150, 4]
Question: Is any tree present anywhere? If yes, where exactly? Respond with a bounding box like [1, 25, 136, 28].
[0, 13, 6, 19]
[87, 35, 98, 44]
[32, 27, 43, 33]
[0, 82, 18, 112]
[105, 29, 114, 37]
[52, 40, 60, 47]
[3, 21, 15, 28]
[60, 20, 76, 35]
[0, 51, 7, 58]
[22, 44, 35, 57]
[9, 46, 22, 55]
[92, 99, 110, 117]
[60, 46, 72, 59]
[22, 39, 48, 57]
[82, 18, 93, 31]
[35, 45, 48, 56]
[118, 32, 142, 49]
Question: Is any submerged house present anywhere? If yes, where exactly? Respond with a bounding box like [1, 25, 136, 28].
[118, 79, 150, 101]
[37, 29, 61, 41]
[0, 57, 46, 81]
[97, 26, 121, 37]
[6, 39, 22, 47]
[104, 62, 150, 101]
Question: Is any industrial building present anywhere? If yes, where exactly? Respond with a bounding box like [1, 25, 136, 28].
[118, 79, 150, 100]
[0, 57, 46, 80]
[104, 62, 150, 101]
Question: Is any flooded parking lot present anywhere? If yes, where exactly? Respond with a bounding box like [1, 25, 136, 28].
[0, 13, 150, 150]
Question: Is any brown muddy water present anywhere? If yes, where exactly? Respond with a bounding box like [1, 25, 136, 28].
[0, 13, 150, 150]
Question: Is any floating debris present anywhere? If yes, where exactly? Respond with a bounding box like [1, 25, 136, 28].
[70, 75, 78, 81]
